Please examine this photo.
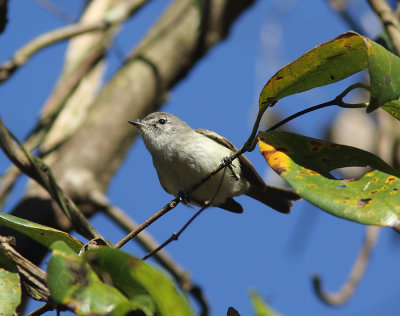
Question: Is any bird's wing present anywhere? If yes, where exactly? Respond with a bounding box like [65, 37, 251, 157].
[194, 128, 265, 188]
[195, 128, 237, 151]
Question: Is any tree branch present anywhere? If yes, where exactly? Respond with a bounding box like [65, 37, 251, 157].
[368, 0, 400, 56]
[313, 226, 380, 305]
[0, 117, 103, 241]
[0, 0, 149, 83]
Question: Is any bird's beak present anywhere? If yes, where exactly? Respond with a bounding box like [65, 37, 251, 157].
[128, 120, 147, 129]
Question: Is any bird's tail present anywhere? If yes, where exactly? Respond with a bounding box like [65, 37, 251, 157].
[246, 184, 301, 214]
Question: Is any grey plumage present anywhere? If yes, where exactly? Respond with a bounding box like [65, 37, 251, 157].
[130, 112, 300, 213]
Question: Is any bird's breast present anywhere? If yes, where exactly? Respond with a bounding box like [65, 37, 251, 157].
[151, 134, 250, 204]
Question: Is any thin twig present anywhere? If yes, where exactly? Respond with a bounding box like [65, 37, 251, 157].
[33, 0, 76, 23]
[368, 0, 400, 56]
[0, 22, 107, 82]
[0, 0, 149, 83]
[142, 166, 228, 260]
[114, 199, 180, 249]
[142, 204, 208, 260]
[267, 83, 369, 131]
[313, 226, 380, 305]
[90, 191, 192, 286]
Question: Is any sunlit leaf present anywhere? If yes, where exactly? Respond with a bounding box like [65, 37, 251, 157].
[258, 131, 400, 231]
[381, 99, 400, 119]
[249, 290, 283, 316]
[85, 247, 195, 316]
[0, 213, 83, 253]
[0, 252, 20, 315]
[259, 31, 400, 117]
[47, 241, 150, 316]
[259, 32, 367, 110]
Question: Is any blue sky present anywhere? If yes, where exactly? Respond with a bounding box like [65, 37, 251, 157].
[1, 1, 400, 315]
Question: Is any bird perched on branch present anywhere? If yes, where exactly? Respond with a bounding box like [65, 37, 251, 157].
[130, 112, 300, 213]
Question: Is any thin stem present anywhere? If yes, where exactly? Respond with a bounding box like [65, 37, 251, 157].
[91, 191, 191, 282]
[142, 205, 207, 260]
[244, 105, 272, 151]
[142, 167, 228, 260]
[267, 83, 369, 131]
[267, 100, 336, 131]
[33, 0, 76, 23]
[114, 199, 179, 249]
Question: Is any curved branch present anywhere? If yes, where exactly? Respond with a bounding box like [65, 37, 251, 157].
[0, 22, 106, 82]
[0, 0, 150, 83]
[313, 226, 380, 306]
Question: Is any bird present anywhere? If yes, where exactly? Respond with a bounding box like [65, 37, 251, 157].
[129, 112, 300, 213]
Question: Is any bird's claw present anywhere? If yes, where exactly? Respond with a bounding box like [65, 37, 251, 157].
[178, 190, 189, 204]
[222, 156, 240, 181]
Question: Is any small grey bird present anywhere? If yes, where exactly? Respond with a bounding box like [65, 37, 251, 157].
[129, 112, 300, 213]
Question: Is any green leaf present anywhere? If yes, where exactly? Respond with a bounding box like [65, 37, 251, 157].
[47, 241, 146, 316]
[0, 252, 20, 315]
[366, 37, 400, 112]
[84, 247, 195, 316]
[258, 31, 400, 117]
[249, 290, 283, 316]
[382, 100, 400, 120]
[0, 213, 83, 253]
[258, 131, 400, 231]
[259, 32, 368, 110]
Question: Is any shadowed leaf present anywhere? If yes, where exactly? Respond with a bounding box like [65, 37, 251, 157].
[0, 252, 20, 315]
[258, 131, 400, 231]
[47, 241, 152, 316]
[84, 247, 195, 316]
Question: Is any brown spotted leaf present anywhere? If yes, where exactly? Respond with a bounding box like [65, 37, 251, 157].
[258, 31, 400, 118]
[258, 131, 400, 231]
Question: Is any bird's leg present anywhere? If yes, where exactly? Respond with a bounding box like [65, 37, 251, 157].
[222, 156, 240, 181]
[177, 190, 190, 205]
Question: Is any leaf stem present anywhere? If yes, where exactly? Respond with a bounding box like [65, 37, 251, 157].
[267, 83, 369, 131]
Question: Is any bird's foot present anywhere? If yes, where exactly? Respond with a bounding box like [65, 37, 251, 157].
[177, 190, 190, 204]
[222, 156, 240, 181]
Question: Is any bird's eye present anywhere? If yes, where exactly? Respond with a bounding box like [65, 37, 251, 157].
[158, 118, 167, 125]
